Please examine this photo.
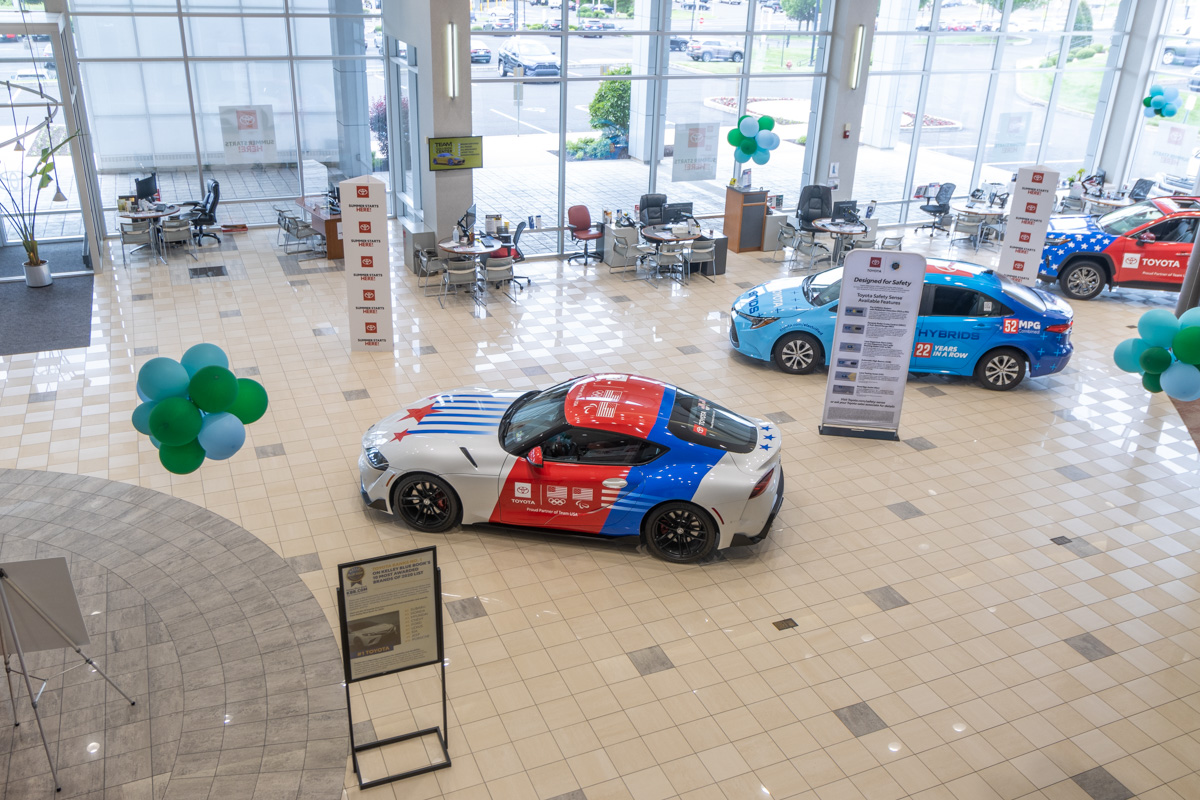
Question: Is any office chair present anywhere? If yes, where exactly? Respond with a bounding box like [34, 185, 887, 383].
[1128, 179, 1154, 202]
[1060, 183, 1085, 213]
[916, 183, 955, 235]
[990, 191, 1009, 209]
[796, 185, 832, 234]
[181, 180, 222, 245]
[1082, 170, 1106, 194]
[639, 194, 667, 227]
[567, 205, 602, 264]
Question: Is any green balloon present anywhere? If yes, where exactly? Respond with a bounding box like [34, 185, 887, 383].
[188, 366, 239, 413]
[148, 397, 203, 447]
[727, 128, 744, 147]
[758, 115, 776, 131]
[1143, 96, 1152, 107]
[1143, 372, 1163, 393]
[1172, 326, 1200, 364]
[1139, 346, 1173, 375]
[739, 139, 758, 155]
[227, 378, 269, 425]
[159, 439, 207, 475]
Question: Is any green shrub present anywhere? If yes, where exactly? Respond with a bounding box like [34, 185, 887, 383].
[566, 136, 614, 159]
[525, 22, 545, 30]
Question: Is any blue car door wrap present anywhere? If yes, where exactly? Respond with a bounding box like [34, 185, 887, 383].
[912, 286, 1004, 373]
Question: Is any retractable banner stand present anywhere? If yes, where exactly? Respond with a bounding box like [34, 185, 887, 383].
[819, 250, 926, 441]
[337, 547, 449, 789]
[340, 176, 393, 352]
[997, 166, 1059, 287]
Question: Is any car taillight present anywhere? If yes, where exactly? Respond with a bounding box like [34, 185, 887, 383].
[1046, 321, 1073, 334]
[750, 468, 773, 499]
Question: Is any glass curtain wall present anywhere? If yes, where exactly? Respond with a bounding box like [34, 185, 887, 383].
[855, 0, 1130, 226]
[1126, 0, 1200, 194]
[469, 0, 830, 255]
[67, 0, 386, 235]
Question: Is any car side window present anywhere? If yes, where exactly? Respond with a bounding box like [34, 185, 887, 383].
[541, 428, 656, 465]
[969, 293, 1012, 317]
[1147, 217, 1198, 243]
[928, 286, 983, 317]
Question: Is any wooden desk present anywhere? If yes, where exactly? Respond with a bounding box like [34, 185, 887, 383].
[725, 187, 768, 253]
[297, 197, 343, 259]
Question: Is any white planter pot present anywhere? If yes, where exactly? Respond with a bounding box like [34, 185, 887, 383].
[24, 261, 52, 288]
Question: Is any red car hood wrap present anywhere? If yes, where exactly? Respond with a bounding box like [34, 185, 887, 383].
[564, 374, 668, 438]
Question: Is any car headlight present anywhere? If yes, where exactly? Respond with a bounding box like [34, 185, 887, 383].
[364, 447, 388, 470]
[737, 311, 780, 329]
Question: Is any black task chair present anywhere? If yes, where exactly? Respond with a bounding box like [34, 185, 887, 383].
[796, 184, 832, 234]
[916, 183, 955, 236]
[181, 180, 221, 245]
[639, 194, 667, 227]
[1128, 179, 1154, 202]
[504, 221, 531, 287]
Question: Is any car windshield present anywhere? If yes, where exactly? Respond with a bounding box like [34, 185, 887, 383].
[668, 389, 757, 453]
[802, 266, 843, 306]
[1097, 201, 1165, 235]
[520, 42, 553, 56]
[501, 380, 571, 451]
[999, 276, 1046, 312]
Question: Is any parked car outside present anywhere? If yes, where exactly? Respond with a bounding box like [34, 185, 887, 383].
[687, 39, 743, 62]
[669, 35, 690, 51]
[498, 38, 561, 77]
[470, 39, 492, 63]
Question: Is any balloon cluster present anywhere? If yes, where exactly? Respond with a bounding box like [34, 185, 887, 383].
[1113, 308, 1200, 400]
[727, 114, 780, 165]
[1142, 85, 1180, 119]
[132, 344, 270, 474]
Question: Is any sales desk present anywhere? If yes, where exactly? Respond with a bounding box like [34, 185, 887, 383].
[297, 197, 344, 260]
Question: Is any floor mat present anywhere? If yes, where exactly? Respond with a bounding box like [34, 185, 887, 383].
[0, 241, 88, 279]
[0, 274, 93, 356]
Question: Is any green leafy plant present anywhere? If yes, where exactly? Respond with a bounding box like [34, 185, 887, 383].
[0, 133, 76, 266]
[588, 64, 632, 133]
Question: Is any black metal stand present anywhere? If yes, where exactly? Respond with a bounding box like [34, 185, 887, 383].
[818, 424, 900, 441]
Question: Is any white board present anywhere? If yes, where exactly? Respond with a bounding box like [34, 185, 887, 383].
[340, 176, 394, 352]
[996, 166, 1059, 287]
[0, 558, 90, 654]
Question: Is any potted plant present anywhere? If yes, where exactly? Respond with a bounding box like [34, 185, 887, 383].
[0, 134, 75, 288]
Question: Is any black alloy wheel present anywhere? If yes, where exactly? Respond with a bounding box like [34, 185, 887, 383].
[645, 503, 718, 563]
[394, 473, 461, 533]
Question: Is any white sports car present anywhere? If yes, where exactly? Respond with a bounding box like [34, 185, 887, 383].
[359, 374, 784, 563]
[347, 619, 396, 649]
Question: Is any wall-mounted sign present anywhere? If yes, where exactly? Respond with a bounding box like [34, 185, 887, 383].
[671, 123, 719, 182]
[996, 166, 1059, 287]
[819, 250, 925, 441]
[219, 105, 277, 165]
[339, 176, 393, 352]
[427, 136, 483, 170]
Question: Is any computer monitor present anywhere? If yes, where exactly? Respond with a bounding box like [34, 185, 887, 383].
[135, 174, 157, 202]
[831, 200, 858, 223]
[662, 202, 694, 225]
[457, 203, 477, 237]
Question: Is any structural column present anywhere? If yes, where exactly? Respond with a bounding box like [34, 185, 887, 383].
[812, 0, 876, 201]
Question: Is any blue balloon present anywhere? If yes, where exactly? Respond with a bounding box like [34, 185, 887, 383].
[1164, 104, 1178, 117]
[132, 401, 158, 436]
[1179, 306, 1200, 329]
[196, 412, 246, 460]
[751, 149, 771, 165]
[1144, 107, 1158, 118]
[1139, 308, 1181, 348]
[1160, 362, 1200, 400]
[181, 343, 230, 377]
[1152, 95, 1166, 109]
[1164, 87, 1180, 102]
[1114, 338, 1151, 373]
[764, 132, 781, 150]
[149, 436, 162, 450]
[733, 147, 752, 163]
[137, 358, 190, 401]
[756, 130, 780, 150]
[137, 383, 150, 402]
[739, 117, 759, 138]
[1150, 84, 1164, 97]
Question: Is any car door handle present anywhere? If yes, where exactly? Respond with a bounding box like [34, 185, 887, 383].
[602, 478, 627, 489]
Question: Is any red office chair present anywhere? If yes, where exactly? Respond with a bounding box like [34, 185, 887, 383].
[567, 205, 602, 264]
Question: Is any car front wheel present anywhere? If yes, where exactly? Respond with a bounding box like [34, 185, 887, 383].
[393, 473, 462, 533]
[644, 503, 718, 563]
[772, 332, 822, 374]
[702, 52, 712, 62]
[731, 52, 743, 62]
[975, 348, 1026, 391]
[1060, 260, 1106, 300]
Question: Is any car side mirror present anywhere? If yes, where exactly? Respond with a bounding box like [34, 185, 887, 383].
[526, 446, 543, 468]
[1138, 232, 1156, 245]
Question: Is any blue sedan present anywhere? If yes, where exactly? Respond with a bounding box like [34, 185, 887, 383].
[730, 260, 1075, 390]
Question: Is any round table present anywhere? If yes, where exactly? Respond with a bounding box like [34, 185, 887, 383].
[640, 224, 702, 283]
[1084, 195, 1130, 214]
[119, 205, 181, 263]
[811, 218, 868, 265]
[950, 203, 1006, 219]
[437, 238, 503, 257]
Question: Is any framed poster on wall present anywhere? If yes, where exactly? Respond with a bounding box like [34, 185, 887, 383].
[427, 136, 483, 170]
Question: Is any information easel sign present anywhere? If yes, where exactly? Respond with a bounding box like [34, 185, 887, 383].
[339, 175, 393, 352]
[819, 250, 925, 441]
[996, 166, 1059, 287]
[337, 547, 449, 788]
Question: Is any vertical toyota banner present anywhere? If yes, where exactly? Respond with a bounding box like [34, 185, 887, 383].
[819, 250, 926, 441]
[997, 166, 1059, 287]
[219, 105, 278, 165]
[671, 123, 719, 182]
[340, 176, 393, 351]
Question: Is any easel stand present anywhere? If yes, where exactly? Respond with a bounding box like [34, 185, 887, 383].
[0, 568, 135, 793]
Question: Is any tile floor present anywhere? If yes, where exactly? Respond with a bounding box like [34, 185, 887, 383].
[1, 224, 1199, 800]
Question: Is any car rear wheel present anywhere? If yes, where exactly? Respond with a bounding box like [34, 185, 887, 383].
[1060, 260, 1106, 300]
[975, 348, 1026, 391]
[731, 51, 743, 62]
[393, 473, 462, 533]
[499, 60, 507, 76]
[772, 332, 822, 374]
[644, 503, 718, 563]
[702, 52, 712, 62]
